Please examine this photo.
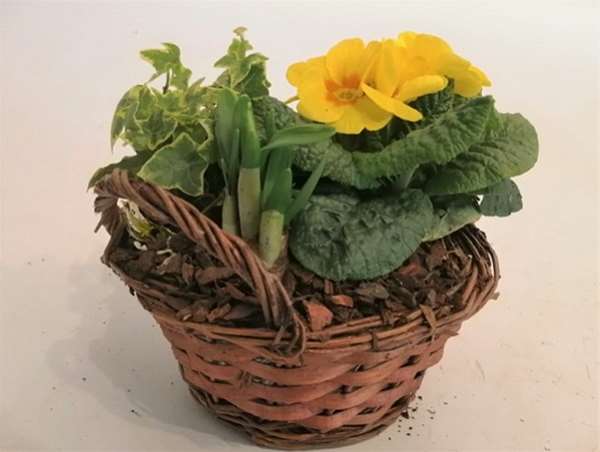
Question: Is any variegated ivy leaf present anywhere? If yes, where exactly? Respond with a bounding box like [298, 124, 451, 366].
[138, 133, 208, 196]
[140, 42, 191, 90]
[136, 110, 178, 151]
[214, 28, 270, 97]
[110, 85, 144, 149]
[88, 152, 152, 189]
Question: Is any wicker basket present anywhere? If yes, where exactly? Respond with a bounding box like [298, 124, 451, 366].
[94, 169, 499, 450]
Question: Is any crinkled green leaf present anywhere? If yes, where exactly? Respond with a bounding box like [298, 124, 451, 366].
[425, 112, 538, 195]
[352, 96, 494, 185]
[253, 96, 299, 143]
[394, 82, 456, 137]
[479, 179, 523, 217]
[138, 134, 208, 195]
[424, 195, 481, 241]
[289, 190, 434, 281]
[88, 152, 152, 189]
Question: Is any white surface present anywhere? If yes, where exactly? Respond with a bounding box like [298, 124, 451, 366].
[1, 1, 598, 451]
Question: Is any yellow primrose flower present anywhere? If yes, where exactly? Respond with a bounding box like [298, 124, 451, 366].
[396, 32, 491, 97]
[286, 38, 392, 134]
[360, 39, 449, 122]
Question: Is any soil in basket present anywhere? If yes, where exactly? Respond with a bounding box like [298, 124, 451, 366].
[109, 229, 476, 332]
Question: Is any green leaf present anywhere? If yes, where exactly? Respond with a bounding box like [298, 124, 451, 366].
[236, 61, 270, 98]
[294, 96, 494, 189]
[424, 196, 481, 241]
[110, 85, 144, 149]
[262, 147, 293, 209]
[140, 42, 191, 90]
[353, 96, 494, 184]
[215, 88, 239, 170]
[394, 81, 456, 137]
[289, 190, 434, 281]
[138, 134, 208, 196]
[479, 179, 523, 217]
[238, 95, 261, 168]
[214, 28, 270, 97]
[425, 112, 538, 195]
[285, 157, 326, 225]
[137, 109, 178, 151]
[88, 152, 152, 189]
[265, 168, 292, 213]
[262, 124, 336, 152]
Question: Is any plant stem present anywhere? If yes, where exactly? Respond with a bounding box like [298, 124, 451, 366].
[238, 167, 261, 240]
[259, 209, 284, 268]
[163, 70, 171, 94]
[222, 192, 239, 236]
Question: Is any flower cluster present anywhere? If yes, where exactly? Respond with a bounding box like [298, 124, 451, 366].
[287, 32, 491, 134]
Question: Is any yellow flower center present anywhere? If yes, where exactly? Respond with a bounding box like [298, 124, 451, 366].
[334, 88, 362, 103]
[325, 74, 363, 106]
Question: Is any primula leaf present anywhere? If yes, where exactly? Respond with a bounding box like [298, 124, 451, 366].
[479, 179, 523, 217]
[294, 96, 494, 189]
[88, 152, 152, 189]
[425, 112, 538, 195]
[353, 96, 494, 184]
[262, 124, 336, 152]
[289, 190, 434, 281]
[138, 133, 208, 195]
[424, 195, 481, 241]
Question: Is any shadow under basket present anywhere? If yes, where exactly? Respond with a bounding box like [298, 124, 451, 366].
[94, 169, 500, 450]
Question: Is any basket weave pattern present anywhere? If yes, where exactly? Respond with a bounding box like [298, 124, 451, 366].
[95, 169, 499, 449]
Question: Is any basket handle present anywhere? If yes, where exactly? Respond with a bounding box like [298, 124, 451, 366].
[94, 169, 305, 355]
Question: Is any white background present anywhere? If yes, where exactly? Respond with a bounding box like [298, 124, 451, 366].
[1, 1, 598, 451]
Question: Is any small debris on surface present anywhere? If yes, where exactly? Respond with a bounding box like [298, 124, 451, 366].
[330, 294, 354, 308]
[130, 409, 141, 417]
[303, 300, 333, 331]
[81, 377, 87, 382]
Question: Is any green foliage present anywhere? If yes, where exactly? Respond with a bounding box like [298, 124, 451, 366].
[140, 42, 191, 90]
[138, 133, 209, 196]
[294, 96, 494, 189]
[479, 179, 523, 217]
[214, 27, 270, 97]
[262, 124, 336, 152]
[424, 195, 481, 241]
[88, 152, 152, 189]
[214, 88, 241, 193]
[93, 32, 539, 283]
[238, 95, 262, 168]
[289, 190, 434, 281]
[425, 113, 538, 195]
